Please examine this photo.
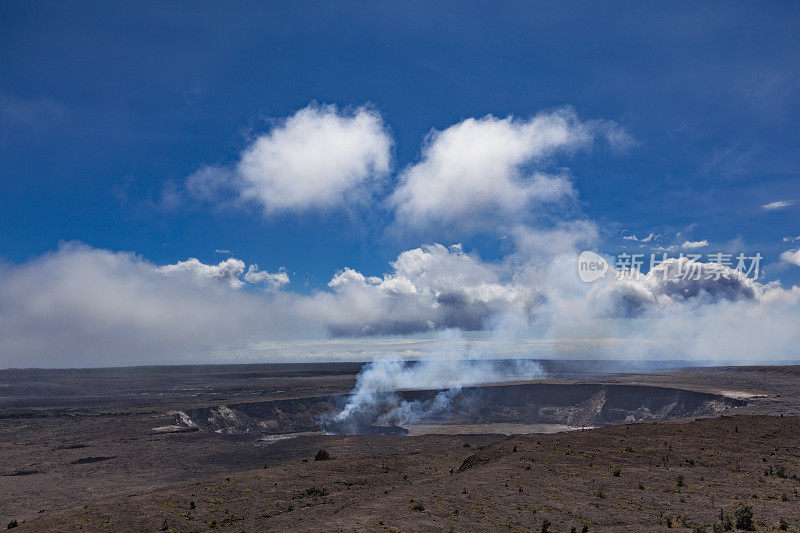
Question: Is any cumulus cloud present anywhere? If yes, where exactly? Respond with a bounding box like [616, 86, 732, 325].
[159, 257, 247, 289]
[0, 242, 535, 366]
[681, 240, 709, 249]
[780, 249, 800, 267]
[244, 265, 290, 288]
[390, 109, 623, 230]
[2, 240, 800, 368]
[0, 244, 306, 367]
[589, 257, 759, 318]
[158, 257, 289, 290]
[7, 101, 800, 369]
[183, 104, 392, 213]
[315, 243, 531, 336]
[762, 200, 792, 210]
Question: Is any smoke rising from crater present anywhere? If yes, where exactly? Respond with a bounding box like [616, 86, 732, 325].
[322, 342, 545, 434]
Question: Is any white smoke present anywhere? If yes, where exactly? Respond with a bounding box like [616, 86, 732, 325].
[323, 331, 545, 434]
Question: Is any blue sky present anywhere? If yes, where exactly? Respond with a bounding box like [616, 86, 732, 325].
[2, 2, 800, 367]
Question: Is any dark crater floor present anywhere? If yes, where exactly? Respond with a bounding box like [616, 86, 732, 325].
[180, 382, 745, 439]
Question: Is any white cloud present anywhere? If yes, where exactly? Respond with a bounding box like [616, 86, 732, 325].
[510, 221, 599, 264]
[244, 265, 290, 288]
[316, 243, 530, 336]
[185, 104, 392, 213]
[762, 200, 792, 210]
[158, 257, 290, 290]
[159, 257, 247, 289]
[621, 233, 654, 243]
[0, 242, 534, 366]
[780, 249, 800, 267]
[0, 244, 307, 367]
[390, 109, 620, 230]
[681, 240, 709, 249]
[589, 257, 759, 318]
[2, 241, 800, 368]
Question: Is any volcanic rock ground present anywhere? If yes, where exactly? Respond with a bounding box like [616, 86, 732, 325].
[2, 363, 800, 532]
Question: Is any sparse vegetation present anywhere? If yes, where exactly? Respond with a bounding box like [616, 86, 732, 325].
[294, 486, 328, 499]
[540, 518, 551, 532]
[722, 515, 733, 531]
[612, 468, 621, 477]
[411, 503, 425, 512]
[676, 474, 685, 487]
[314, 449, 331, 461]
[7, 520, 18, 529]
[734, 506, 754, 531]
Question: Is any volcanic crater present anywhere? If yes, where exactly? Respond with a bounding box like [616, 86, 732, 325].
[178, 382, 745, 439]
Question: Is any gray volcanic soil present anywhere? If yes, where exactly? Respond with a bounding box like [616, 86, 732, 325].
[2, 363, 800, 530]
[20, 415, 800, 532]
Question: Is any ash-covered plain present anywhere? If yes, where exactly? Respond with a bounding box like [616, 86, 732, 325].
[2, 361, 800, 532]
